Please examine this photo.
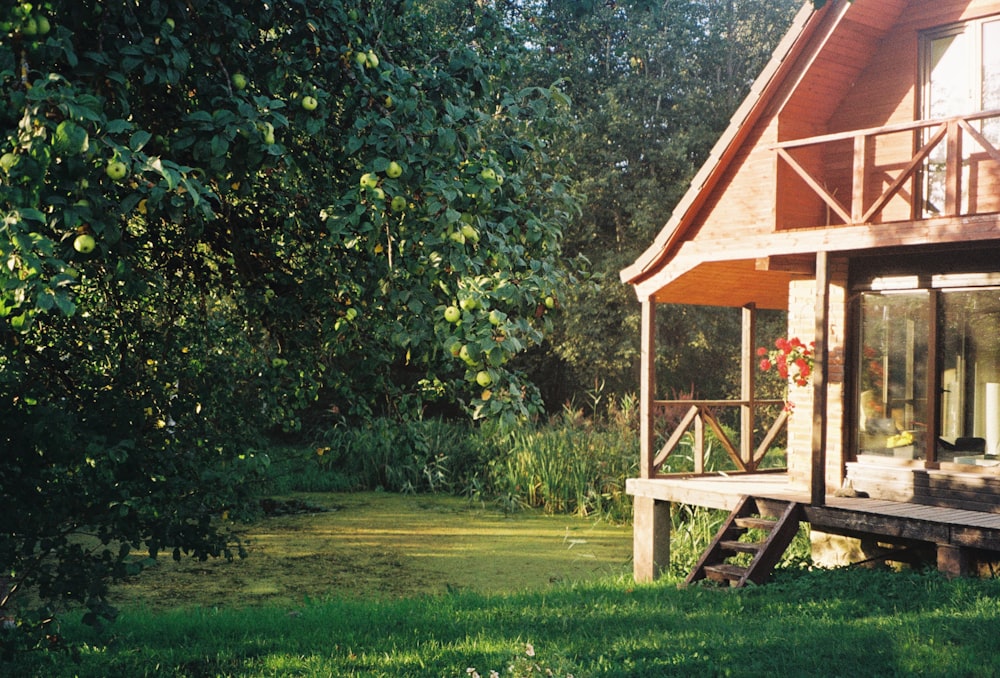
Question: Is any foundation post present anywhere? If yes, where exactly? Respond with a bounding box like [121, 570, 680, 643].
[633, 496, 671, 582]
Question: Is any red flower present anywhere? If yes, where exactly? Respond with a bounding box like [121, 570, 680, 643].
[757, 336, 815, 408]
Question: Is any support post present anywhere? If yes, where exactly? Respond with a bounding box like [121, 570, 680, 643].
[633, 496, 671, 582]
[741, 304, 757, 468]
[945, 119, 963, 217]
[811, 251, 830, 506]
[937, 544, 970, 578]
[640, 297, 657, 478]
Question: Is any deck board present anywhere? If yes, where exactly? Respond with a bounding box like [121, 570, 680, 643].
[627, 474, 1000, 550]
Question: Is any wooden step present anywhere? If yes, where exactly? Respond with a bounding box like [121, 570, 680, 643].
[704, 563, 747, 583]
[685, 496, 802, 589]
[718, 539, 763, 555]
[734, 516, 778, 531]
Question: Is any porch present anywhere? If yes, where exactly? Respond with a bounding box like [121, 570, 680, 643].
[628, 472, 1000, 580]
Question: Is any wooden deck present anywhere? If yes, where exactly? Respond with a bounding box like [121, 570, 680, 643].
[628, 473, 1000, 575]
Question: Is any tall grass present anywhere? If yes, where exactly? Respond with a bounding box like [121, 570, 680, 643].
[262, 390, 790, 528]
[487, 425, 638, 522]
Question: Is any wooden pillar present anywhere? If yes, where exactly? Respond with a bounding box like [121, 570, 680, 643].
[945, 119, 963, 217]
[634, 297, 669, 581]
[741, 304, 757, 468]
[640, 297, 656, 479]
[633, 496, 671, 582]
[937, 544, 970, 578]
[811, 251, 830, 506]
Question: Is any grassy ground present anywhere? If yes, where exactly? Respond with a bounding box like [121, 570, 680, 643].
[11, 492, 1000, 677]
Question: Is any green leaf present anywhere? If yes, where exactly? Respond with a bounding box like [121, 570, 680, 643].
[130, 130, 152, 151]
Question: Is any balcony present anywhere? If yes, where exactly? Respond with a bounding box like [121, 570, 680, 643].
[773, 109, 1000, 229]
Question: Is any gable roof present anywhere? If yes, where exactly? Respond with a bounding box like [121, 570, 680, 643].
[619, 0, 911, 307]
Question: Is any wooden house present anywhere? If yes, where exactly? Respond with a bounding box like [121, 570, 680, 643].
[621, 0, 1000, 585]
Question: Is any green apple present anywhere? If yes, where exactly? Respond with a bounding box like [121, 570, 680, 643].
[444, 305, 461, 323]
[544, 295, 555, 309]
[301, 95, 318, 111]
[488, 309, 503, 326]
[458, 344, 477, 366]
[106, 160, 128, 181]
[384, 95, 393, 108]
[366, 50, 379, 68]
[459, 297, 478, 312]
[449, 230, 466, 245]
[354, 51, 367, 66]
[479, 167, 497, 182]
[390, 195, 407, 212]
[348, 9, 359, 21]
[460, 223, 478, 242]
[386, 160, 402, 178]
[73, 233, 96, 254]
[262, 126, 275, 145]
[164, 17, 175, 31]
[360, 172, 378, 189]
[475, 370, 492, 387]
[36, 15, 50, 35]
[0, 152, 18, 173]
[371, 187, 385, 201]
[231, 73, 248, 90]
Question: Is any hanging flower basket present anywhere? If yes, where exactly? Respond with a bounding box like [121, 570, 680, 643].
[757, 337, 815, 410]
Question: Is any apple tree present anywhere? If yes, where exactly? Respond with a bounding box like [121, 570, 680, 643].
[0, 0, 578, 651]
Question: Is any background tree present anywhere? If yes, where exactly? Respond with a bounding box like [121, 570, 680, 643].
[0, 0, 578, 648]
[503, 0, 801, 407]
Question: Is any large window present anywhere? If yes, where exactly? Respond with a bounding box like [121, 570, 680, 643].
[857, 292, 930, 459]
[855, 272, 1000, 464]
[921, 17, 1000, 217]
[939, 289, 1000, 458]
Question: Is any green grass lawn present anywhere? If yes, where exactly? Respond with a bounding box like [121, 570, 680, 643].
[9, 493, 1000, 677]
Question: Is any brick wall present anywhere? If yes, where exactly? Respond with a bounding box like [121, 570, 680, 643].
[786, 256, 848, 493]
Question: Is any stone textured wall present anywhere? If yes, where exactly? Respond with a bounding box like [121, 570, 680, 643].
[785, 256, 848, 492]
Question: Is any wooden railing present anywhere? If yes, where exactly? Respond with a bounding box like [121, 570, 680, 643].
[651, 398, 788, 477]
[772, 108, 1000, 225]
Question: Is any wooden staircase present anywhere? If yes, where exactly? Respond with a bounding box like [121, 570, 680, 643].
[685, 495, 802, 588]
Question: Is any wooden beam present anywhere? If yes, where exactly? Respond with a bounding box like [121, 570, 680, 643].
[640, 298, 656, 479]
[741, 304, 756, 468]
[851, 133, 869, 224]
[945, 119, 962, 217]
[754, 255, 815, 274]
[811, 251, 830, 506]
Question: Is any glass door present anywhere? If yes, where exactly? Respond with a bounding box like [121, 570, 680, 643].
[938, 289, 1000, 460]
[856, 292, 930, 460]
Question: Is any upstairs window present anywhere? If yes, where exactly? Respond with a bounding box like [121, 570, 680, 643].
[921, 17, 1000, 217]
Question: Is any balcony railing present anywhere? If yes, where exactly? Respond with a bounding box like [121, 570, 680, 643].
[650, 398, 788, 477]
[772, 108, 1000, 226]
